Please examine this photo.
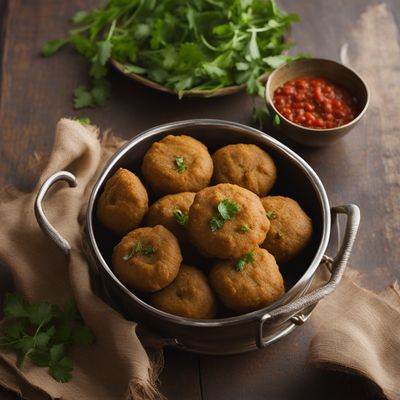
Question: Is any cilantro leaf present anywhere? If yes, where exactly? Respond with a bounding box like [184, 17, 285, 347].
[124, 65, 147, 75]
[235, 250, 256, 272]
[73, 86, 93, 109]
[41, 39, 68, 57]
[50, 356, 73, 383]
[0, 293, 95, 383]
[273, 114, 281, 126]
[28, 302, 54, 325]
[3, 293, 29, 319]
[240, 225, 252, 232]
[29, 349, 51, 367]
[209, 216, 225, 232]
[174, 156, 187, 173]
[76, 117, 91, 125]
[142, 245, 155, 256]
[266, 211, 277, 220]
[123, 241, 143, 261]
[173, 209, 189, 226]
[210, 199, 240, 231]
[218, 199, 240, 220]
[97, 40, 112, 66]
[72, 11, 91, 25]
[50, 343, 66, 362]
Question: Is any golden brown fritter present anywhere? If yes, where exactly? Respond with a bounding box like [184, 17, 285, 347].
[97, 168, 148, 235]
[144, 192, 195, 245]
[188, 184, 270, 259]
[112, 225, 182, 292]
[261, 196, 313, 263]
[209, 247, 284, 313]
[141, 135, 213, 195]
[212, 144, 277, 197]
[151, 265, 216, 319]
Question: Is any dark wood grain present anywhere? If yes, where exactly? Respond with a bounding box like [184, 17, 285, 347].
[0, 0, 399, 399]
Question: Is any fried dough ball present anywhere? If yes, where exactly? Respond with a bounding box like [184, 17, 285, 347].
[97, 168, 148, 235]
[112, 225, 182, 292]
[141, 135, 213, 195]
[188, 184, 270, 259]
[212, 144, 277, 197]
[261, 196, 313, 263]
[151, 265, 217, 319]
[209, 248, 284, 313]
[144, 192, 195, 245]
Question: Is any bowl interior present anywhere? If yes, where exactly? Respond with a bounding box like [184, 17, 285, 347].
[90, 121, 329, 319]
[267, 58, 369, 123]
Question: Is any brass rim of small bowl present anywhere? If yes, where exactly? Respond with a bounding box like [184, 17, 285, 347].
[111, 59, 270, 98]
[265, 58, 370, 134]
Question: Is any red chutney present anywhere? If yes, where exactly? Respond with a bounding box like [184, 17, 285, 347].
[273, 77, 357, 129]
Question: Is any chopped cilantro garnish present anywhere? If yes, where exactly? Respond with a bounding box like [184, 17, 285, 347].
[266, 211, 277, 220]
[209, 199, 240, 231]
[235, 250, 256, 272]
[173, 209, 189, 226]
[240, 225, 252, 232]
[123, 241, 142, 261]
[142, 245, 155, 256]
[174, 156, 187, 173]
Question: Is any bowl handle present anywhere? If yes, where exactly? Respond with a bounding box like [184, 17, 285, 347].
[34, 171, 77, 258]
[256, 204, 360, 349]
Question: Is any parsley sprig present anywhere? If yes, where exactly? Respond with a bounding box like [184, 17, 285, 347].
[41, 0, 304, 110]
[0, 293, 95, 382]
[123, 241, 155, 261]
[174, 156, 187, 173]
[173, 209, 189, 226]
[210, 199, 240, 232]
[235, 250, 256, 272]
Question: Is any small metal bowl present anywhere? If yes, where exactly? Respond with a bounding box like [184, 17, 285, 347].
[265, 58, 369, 147]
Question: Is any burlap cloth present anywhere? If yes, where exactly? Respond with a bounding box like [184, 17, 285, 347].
[0, 118, 399, 399]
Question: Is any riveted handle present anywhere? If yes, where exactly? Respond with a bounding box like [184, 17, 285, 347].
[256, 204, 360, 348]
[34, 171, 77, 257]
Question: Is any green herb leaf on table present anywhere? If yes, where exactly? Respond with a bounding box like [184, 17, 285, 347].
[273, 114, 281, 126]
[0, 293, 95, 383]
[174, 156, 187, 173]
[76, 117, 91, 125]
[235, 250, 256, 272]
[41, 39, 68, 57]
[173, 209, 189, 226]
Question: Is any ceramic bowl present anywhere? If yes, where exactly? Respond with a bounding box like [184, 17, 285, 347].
[265, 58, 369, 147]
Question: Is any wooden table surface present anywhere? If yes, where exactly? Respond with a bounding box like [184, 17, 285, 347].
[0, 0, 399, 399]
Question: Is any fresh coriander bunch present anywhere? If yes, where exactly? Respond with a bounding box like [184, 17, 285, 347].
[0, 293, 95, 382]
[42, 0, 303, 109]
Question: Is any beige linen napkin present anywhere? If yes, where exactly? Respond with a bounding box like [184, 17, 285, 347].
[0, 119, 162, 400]
[309, 269, 400, 400]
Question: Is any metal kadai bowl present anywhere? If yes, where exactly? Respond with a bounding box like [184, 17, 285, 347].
[34, 119, 360, 355]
